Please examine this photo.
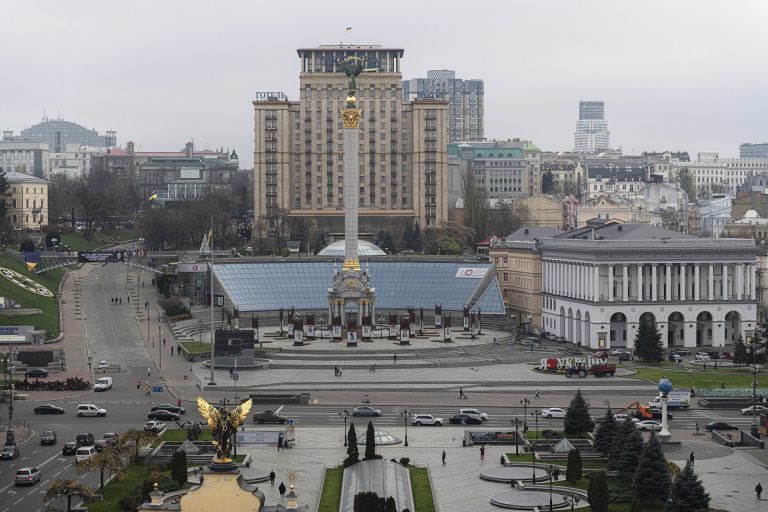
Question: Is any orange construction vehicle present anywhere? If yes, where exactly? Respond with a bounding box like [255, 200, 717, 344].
[618, 402, 653, 420]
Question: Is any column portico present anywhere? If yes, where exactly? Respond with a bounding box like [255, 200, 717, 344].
[722, 264, 729, 300]
[637, 264, 643, 301]
[666, 264, 671, 301]
[651, 264, 657, 301]
[708, 264, 714, 301]
[679, 264, 686, 301]
[694, 264, 700, 301]
[622, 265, 629, 302]
[608, 265, 614, 302]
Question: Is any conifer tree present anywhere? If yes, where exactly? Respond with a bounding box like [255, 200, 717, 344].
[608, 420, 634, 471]
[593, 409, 619, 457]
[565, 448, 583, 483]
[733, 334, 748, 366]
[635, 314, 664, 362]
[616, 429, 643, 480]
[666, 461, 710, 512]
[364, 421, 377, 460]
[564, 389, 594, 435]
[345, 423, 359, 466]
[634, 435, 671, 505]
[587, 471, 609, 512]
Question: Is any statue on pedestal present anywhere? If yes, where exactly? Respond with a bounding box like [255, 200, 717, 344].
[197, 397, 253, 463]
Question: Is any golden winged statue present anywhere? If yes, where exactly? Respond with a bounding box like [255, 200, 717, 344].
[197, 397, 253, 463]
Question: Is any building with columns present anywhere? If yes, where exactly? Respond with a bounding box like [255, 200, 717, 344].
[541, 223, 758, 350]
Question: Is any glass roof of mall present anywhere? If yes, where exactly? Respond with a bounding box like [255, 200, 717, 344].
[317, 240, 386, 257]
[213, 261, 505, 314]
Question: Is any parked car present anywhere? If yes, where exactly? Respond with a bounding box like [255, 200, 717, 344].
[352, 406, 381, 417]
[448, 414, 482, 425]
[635, 420, 663, 431]
[459, 408, 489, 421]
[150, 404, 186, 415]
[97, 360, 110, 371]
[705, 421, 739, 431]
[147, 410, 180, 421]
[721, 352, 733, 360]
[695, 352, 711, 361]
[648, 408, 673, 420]
[0, 445, 20, 459]
[144, 421, 166, 433]
[102, 433, 120, 446]
[741, 405, 768, 415]
[40, 430, 57, 446]
[26, 368, 49, 378]
[618, 352, 631, 361]
[542, 407, 566, 419]
[594, 350, 609, 359]
[410, 414, 444, 426]
[252, 410, 288, 424]
[14, 467, 41, 486]
[62, 442, 78, 455]
[613, 413, 631, 422]
[34, 404, 65, 415]
[670, 348, 691, 356]
[611, 348, 629, 356]
[76, 404, 107, 417]
[669, 353, 684, 363]
[554, 336, 567, 343]
[706, 351, 721, 360]
[541, 332, 557, 341]
[76, 432, 95, 447]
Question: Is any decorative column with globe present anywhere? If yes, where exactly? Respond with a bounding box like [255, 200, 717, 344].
[658, 378, 673, 439]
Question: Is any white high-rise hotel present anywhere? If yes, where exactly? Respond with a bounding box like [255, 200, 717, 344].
[573, 100, 610, 153]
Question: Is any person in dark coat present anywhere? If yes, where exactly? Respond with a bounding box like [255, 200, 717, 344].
[279, 481, 286, 499]
[442, 450, 446, 466]
[756, 482, 763, 500]
[269, 470, 276, 485]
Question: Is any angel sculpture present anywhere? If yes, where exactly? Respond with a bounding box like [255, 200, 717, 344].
[197, 397, 253, 463]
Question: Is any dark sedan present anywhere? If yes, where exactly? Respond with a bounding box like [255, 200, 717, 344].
[448, 414, 482, 425]
[150, 404, 186, 415]
[33, 404, 65, 415]
[62, 442, 77, 455]
[147, 410, 180, 421]
[705, 421, 739, 431]
[40, 430, 57, 446]
[26, 368, 49, 378]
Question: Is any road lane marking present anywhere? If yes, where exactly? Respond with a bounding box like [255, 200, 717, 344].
[0, 450, 65, 496]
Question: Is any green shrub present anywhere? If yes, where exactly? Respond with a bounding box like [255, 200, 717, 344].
[399, 457, 410, 467]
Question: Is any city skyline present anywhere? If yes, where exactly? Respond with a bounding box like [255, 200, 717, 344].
[2, 0, 767, 169]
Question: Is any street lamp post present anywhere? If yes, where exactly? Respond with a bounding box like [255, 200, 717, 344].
[748, 334, 759, 437]
[158, 322, 163, 370]
[511, 417, 521, 456]
[339, 410, 349, 446]
[5, 347, 16, 446]
[532, 409, 541, 439]
[548, 464, 554, 512]
[145, 302, 151, 348]
[233, 357, 239, 400]
[51, 237, 58, 252]
[401, 409, 410, 447]
[520, 398, 530, 432]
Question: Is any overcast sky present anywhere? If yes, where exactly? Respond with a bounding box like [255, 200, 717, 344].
[3, 0, 767, 168]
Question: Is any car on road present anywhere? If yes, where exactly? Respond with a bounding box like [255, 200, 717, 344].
[721, 351, 733, 360]
[635, 420, 663, 431]
[97, 360, 110, 370]
[62, 442, 78, 455]
[519, 338, 542, 348]
[542, 407, 566, 419]
[670, 348, 691, 356]
[352, 406, 381, 417]
[252, 410, 288, 424]
[695, 352, 711, 361]
[741, 405, 768, 415]
[75, 446, 96, 463]
[613, 413, 631, 422]
[611, 348, 629, 356]
[705, 421, 739, 431]
[448, 414, 482, 425]
[542, 332, 558, 341]
[26, 368, 49, 378]
[40, 430, 57, 446]
[76, 432, 95, 447]
[554, 336, 567, 343]
[34, 404, 65, 414]
[669, 353, 683, 363]
[459, 408, 489, 421]
[151, 404, 186, 415]
[0, 445, 20, 459]
[648, 408, 673, 420]
[144, 421, 166, 433]
[147, 410, 180, 421]
[76, 404, 107, 417]
[14, 467, 41, 486]
[411, 414, 444, 426]
[94, 377, 113, 391]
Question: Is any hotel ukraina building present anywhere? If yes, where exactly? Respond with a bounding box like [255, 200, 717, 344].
[537, 223, 759, 350]
[253, 45, 449, 235]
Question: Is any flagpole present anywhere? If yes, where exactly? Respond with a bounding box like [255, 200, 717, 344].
[209, 215, 216, 385]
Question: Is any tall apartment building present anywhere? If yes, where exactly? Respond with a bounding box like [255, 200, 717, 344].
[573, 101, 610, 153]
[741, 143, 768, 159]
[403, 70, 484, 143]
[253, 45, 449, 233]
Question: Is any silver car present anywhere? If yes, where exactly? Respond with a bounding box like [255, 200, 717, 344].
[410, 414, 444, 426]
[352, 406, 381, 417]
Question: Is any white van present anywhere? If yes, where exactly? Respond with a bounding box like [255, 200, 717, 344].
[459, 408, 489, 421]
[75, 446, 95, 463]
[94, 377, 112, 392]
[76, 404, 107, 417]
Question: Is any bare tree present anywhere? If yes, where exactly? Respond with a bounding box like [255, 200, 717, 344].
[461, 169, 489, 242]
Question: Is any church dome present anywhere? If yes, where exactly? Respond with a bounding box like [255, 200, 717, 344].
[317, 240, 386, 257]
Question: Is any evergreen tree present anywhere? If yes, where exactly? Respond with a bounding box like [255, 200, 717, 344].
[384, 496, 397, 512]
[677, 167, 697, 202]
[635, 314, 664, 362]
[634, 435, 671, 505]
[364, 421, 377, 460]
[412, 222, 422, 252]
[541, 171, 555, 194]
[616, 429, 644, 480]
[0, 170, 10, 236]
[565, 448, 583, 483]
[733, 334, 748, 366]
[564, 389, 594, 436]
[587, 471, 609, 512]
[608, 420, 635, 471]
[402, 223, 414, 250]
[345, 423, 359, 466]
[171, 450, 187, 485]
[593, 409, 619, 457]
[666, 461, 710, 512]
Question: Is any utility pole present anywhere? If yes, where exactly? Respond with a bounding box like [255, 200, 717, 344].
[209, 218, 216, 385]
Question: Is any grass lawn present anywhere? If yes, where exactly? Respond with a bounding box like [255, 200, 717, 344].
[631, 367, 763, 389]
[0, 254, 63, 339]
[317, 466, 343, 512]
[100, 227, 140, 242]
[86, 463, 149, 512]
[524, 429, 591, 440]
[57, 232, 101, 252]
[539, 476, 665, 512]
[409, 467, 436, 512]
[180, 342, 211, 355]
[158, 428, 213, 443]
[504, 452, 607, 470]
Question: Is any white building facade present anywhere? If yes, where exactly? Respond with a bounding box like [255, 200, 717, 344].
[541, 238, 758, 350]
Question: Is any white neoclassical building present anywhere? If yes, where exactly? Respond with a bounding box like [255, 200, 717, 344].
[540, 223, 759, 350]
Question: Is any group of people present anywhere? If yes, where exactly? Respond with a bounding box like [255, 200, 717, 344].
[334, 366, 343, 377]
[110, 297, 124, 304]
[268, 471, 288, 500]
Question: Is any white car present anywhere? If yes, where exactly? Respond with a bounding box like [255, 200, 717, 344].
[410, 414, 444, 426]
[741, 405, 768, 415]
[611, 349, 629, 356]
[76, 404, 107, 417]
[635, 420, 663, 431]
[14, 467, 41, 486]
[542, 407, 566, 419]
[613, 413, 631, 422]
[695, 352, 711, 361]
[144, 421, 166, 433]
[98, 360, 109, 370]
[459, 408, 489, 421]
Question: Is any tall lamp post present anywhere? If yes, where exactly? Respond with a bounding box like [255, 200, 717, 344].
[232, 357, 239, 400]
[511, 418, 521, 456]
[531, 409, 541, 439]
[548, 464, 554, 512]
[520, 398, 530, 432]
[158, 321, 163, 370]
[5, 348, 15, 446]
[338, 409, 349, 446]
[400, 409, 410, 447]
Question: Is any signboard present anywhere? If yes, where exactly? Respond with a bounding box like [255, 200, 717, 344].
[293, 330, 304, 344]
[77, 251, 124, 263]
[332, 325, 342, 339]
[388, 324, 397, 337]
[347, 331, 357, 344]
[237, 431, 282, 444]
[152, 386, 164, 393]
[178, 263, 206, 273]
[539, 357, 608, 370]
[254, 91, 287, 101]
[362, 325, 371, 338]
[455, 268, 487, 279]
[598, 333, 606, 348]
[0, 327, 19, 335]
[444, 327, 452, 341]
[214, 295, 224, 307]
[307, 325, 315, 337]
[435, 315, 442, 328]
[400, 329, 409, 343]
[287, 323, 294, 337]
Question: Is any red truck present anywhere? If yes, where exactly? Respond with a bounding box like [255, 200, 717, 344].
[564, 363, 616, 378]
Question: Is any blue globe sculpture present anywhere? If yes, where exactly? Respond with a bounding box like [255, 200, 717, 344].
[658, 378, 673, 394]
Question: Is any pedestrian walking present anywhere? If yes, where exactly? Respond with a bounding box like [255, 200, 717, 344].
[339, 366, 343, 376]
[111, 297, 114, 304]
[459, 387, 463, 399]
[535, 389, 541, 399]
[171, 346, 174, 356]
[442, 450, 446, 466]
[147, 367, 151, 377]
[269, 470, 276, 485]
[689, 451, 695, 466]
[756, 482, 763, 500]
[163, 338, 166, 346]
[119, 297, 122, 304]
[145, 386, 151, 396]
[480, 445, 485, 460]
[393, 353, 397, 363]
[177, 398, 182, 408]
[136, 380, 141, 390]
[279, 482, 286, 500]
[695, 422, 700, 435]
[277, 436, 283, 451]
